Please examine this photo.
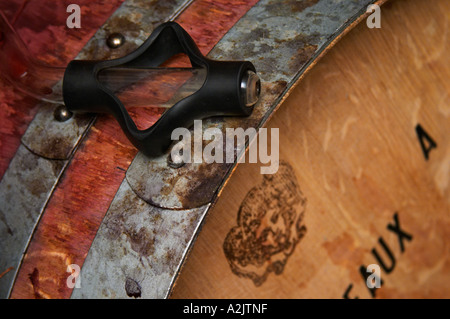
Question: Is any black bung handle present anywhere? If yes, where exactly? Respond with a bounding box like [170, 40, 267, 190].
[63, 22, 260, 157]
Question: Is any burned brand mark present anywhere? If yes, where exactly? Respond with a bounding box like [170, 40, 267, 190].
[223, 161, 307, 286]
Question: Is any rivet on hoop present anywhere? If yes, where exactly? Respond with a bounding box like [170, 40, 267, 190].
[106, 32, 125, 49]
[54, 105, 73, 122]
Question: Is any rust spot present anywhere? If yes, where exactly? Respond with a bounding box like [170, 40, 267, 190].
[19, 151, 39, 171]
[156, 133, 234, 208]
[290, 0, 320, 12]
[0, 266, 13, 279]
[183, 213, 203, 244]
[269, 80, 287, 95]
[50, 159, 65, 177]
[39, 137, 72, 161]
[125, 277, 142, 298]
[151, 212, 162, 224]
[0, 209, 13, 236]
[17, 153, 64, 201]
[104, 188, 140, 241]
[104, 199, 156, 258]
[126, 227, 156, 258]
[179, 163, 232, 209]
[22, 106, 92, 160]
[81, 0, 191, 61]
[263, 0, 319, 15]
[104, 16, 141, 34]
[28, 178, 48, 198]
[289, 43, 318, 71]
[272, 32, 320, 71]
[164, 248, 179, 276]
[104, 215, 123, 241]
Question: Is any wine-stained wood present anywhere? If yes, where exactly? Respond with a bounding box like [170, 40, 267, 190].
[171, 0, 450, 298]
[9, 0, 259, 299]
[0, 0, 125, 178]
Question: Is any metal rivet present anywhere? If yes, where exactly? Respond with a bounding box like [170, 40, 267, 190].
[54, 105, 73, 122]
[106, 32, 125, 49]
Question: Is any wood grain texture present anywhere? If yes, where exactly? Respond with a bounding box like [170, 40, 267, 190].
[0, 0, 125, 178]
[171, 0, 450, 298]
[9, 0, 259, 299]
[176, 0, 259, 55]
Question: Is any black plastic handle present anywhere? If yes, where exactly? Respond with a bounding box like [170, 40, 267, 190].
[63, 22, 259, 157]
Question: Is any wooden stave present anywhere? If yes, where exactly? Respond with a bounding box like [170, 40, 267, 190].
[170, 0, 450, 299]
